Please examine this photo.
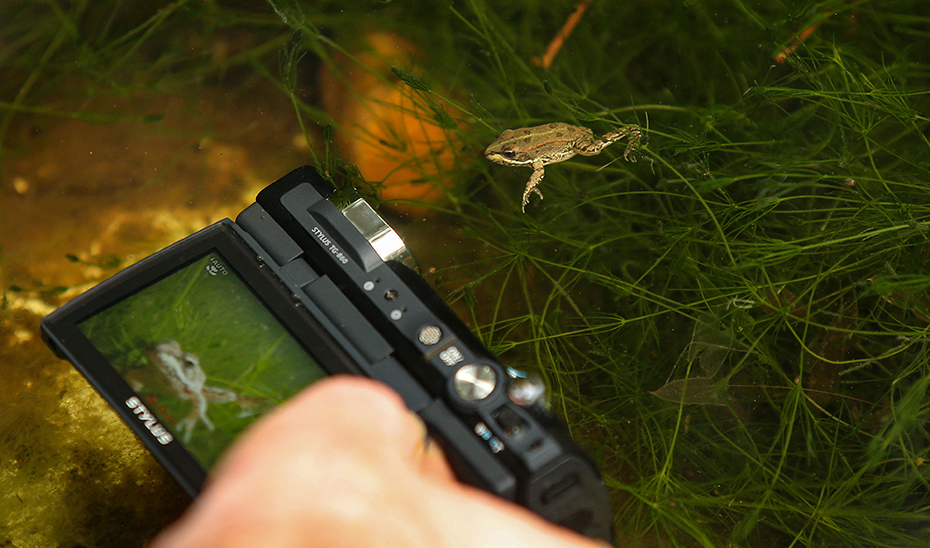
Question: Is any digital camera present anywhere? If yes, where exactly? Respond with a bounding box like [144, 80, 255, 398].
[41, 166, 613, 541]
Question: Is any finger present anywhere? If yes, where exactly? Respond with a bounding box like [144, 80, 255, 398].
[297, 377, 456, 482]
[415, 436, 457, 482]
[215, 376, 422, 475]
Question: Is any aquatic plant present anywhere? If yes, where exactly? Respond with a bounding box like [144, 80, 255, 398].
[3, 1, 930, 546]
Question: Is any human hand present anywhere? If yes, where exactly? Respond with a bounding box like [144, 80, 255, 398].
[150, 376, 611, 548]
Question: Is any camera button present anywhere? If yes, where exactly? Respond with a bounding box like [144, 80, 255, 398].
[453, 364, 497, 401]
[418, 325, 443, 345]
[491, 405, 528, 437]
[474, 423, 506, 454]
[436, 345, 464, 367]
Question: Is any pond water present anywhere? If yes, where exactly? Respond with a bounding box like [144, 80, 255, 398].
[2, 1, 930, 547]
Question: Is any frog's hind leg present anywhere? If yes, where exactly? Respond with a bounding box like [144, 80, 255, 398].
[204, 385, 269, 418]
[177, 411, 208, 443]
[176, 394, 215, 443]
[577, 125, 642, 162]
[203, 385, 238, 404]
[605, 125, 641, 162]
[233, 395, 271, 418]
[522, 163, 546, 213]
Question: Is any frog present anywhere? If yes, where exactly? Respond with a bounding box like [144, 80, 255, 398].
[139, 340, 262, 443]
[484, 122, 641, 212]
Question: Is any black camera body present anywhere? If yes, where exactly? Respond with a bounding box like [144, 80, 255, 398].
[41, 166, 612, 541]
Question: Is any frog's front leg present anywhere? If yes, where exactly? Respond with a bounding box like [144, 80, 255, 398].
[522, 160, 547, 212]
[575, 125, 641, 162]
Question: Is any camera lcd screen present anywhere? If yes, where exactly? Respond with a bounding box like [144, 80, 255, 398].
[76, 250, 327, 470]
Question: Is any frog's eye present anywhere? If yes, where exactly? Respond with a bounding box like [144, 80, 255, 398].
[501, 148, 517, 159]
[182, 356, 198, 369]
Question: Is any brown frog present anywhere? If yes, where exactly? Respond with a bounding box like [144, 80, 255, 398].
[141, 340, 261, 442]
[484, 122, 640, 212]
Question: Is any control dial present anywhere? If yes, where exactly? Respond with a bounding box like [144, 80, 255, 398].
[453, 364, 497, 402]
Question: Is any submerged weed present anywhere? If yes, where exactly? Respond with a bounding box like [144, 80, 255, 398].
[3, 1, 930, 547]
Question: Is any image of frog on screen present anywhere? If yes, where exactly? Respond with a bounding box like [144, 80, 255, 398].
[78, 252, 327, 470]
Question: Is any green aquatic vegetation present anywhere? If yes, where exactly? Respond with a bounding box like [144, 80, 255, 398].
[4, 0, 930, 547]
[390, 3, 930, 546]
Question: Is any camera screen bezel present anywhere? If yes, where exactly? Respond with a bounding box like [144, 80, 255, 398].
[41, 220, 360, 495]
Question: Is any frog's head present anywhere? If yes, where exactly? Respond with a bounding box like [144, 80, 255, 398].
[149, 340, 207, 393]
[485, 146, 520, 165]
[484, 129, 535, 167]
